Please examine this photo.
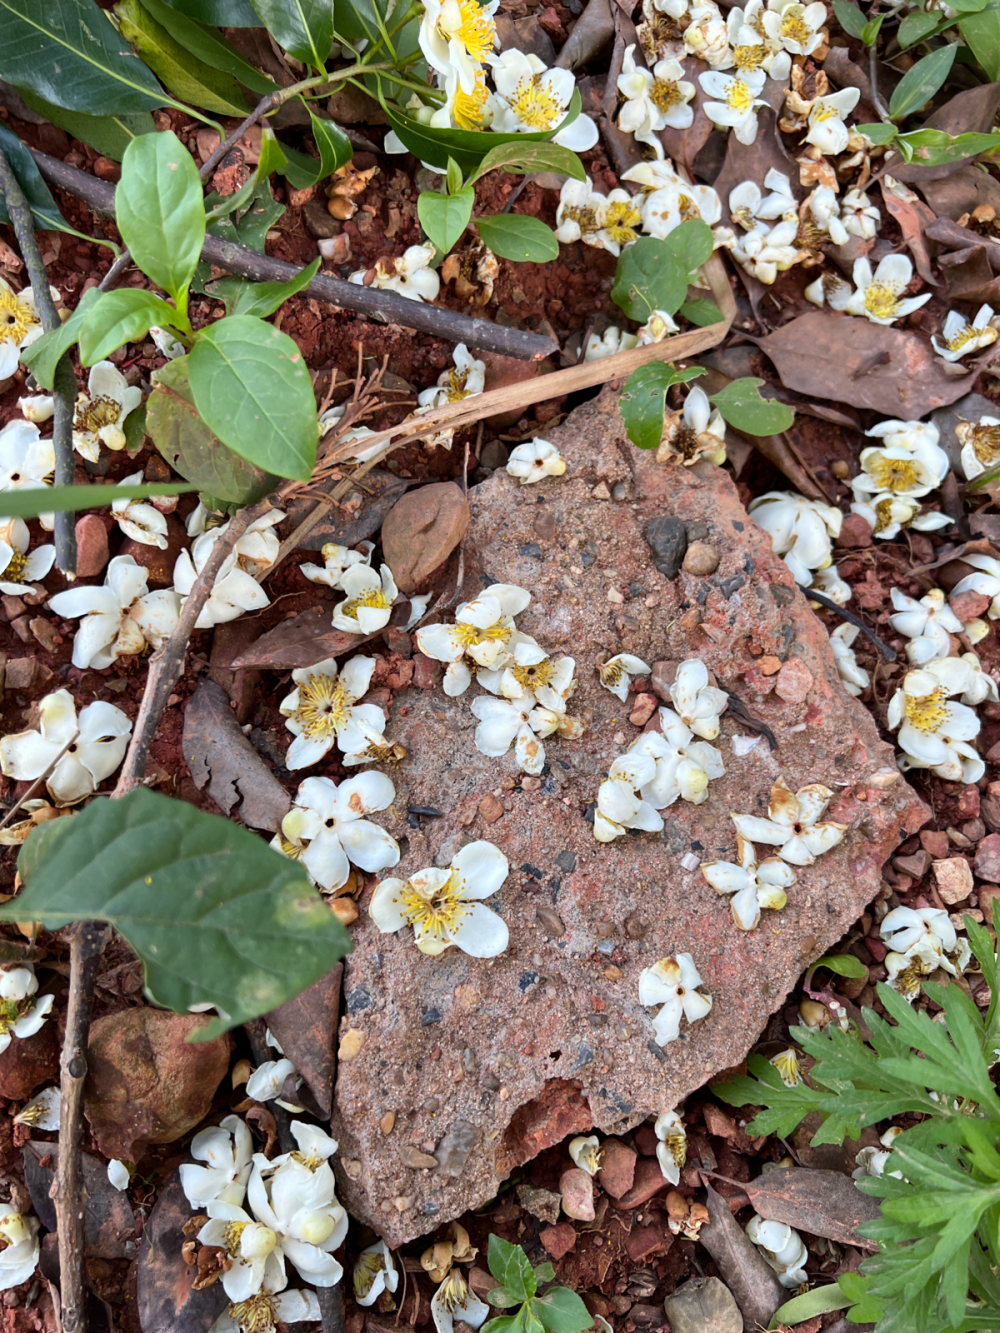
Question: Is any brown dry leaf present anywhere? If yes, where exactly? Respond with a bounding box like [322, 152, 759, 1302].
[699, 1179, 785, 1328]
[23, 1141, 135, 1259]
[137, 1178, 228, 1333]
[745, 1166, 880, 1250]
[916, 163, 1000, 222]
[265, 964, 342, 1117]
[755, 311, 978, 417]
[889, 82, 1000, 186]
[660, 56, 716, 178]
[231, 604, 371, 670]
[183, 679, 291, 832]
[881, 185, 938, 285]
[555, 0, 615, 68]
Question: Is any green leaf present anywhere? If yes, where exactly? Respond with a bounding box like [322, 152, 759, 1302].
[157, 0, 260, 21]
[832, 0, 868, 38]
[249, 0, 333, 69]
[533, 1263, 555, 1285]
[138, 0, 277, 93]
[188, 315, 318, 480]
[665, 217, 715, 275]
[146, 355, 277, 505]
[78, 288, 181, 365]
[898, 10, 946, 47]
[611, 236, 689, 320]
[860, 13, 883, 44]
[483, 1318, 522, 1333]
[114, 0, 249, 115]
[418, 188, 475, 255]
[620, 362, 705, 451]
[12, 787, 351, 1040]
[0, 480, 194, 520]
[226, 257, 321, 318]
[20, 287, 101, 390]
[679, 297, 723, 327]
[0, 0, 165, 115]
[895, 127, 1000, 165]
[476, 213, 558, 262]
[487, 1291, 521, 1310]
[17, 91, 155, 162]
[206, 177, 285, 252]
[487, 1237, 536, 1303]
[889, 44, 958, 120]
[259, 111, 352, 190]
[530, 1289, 593, 1333]
[856, 121, 898, 145]
[961, 0, 1000, 77]
[814, 953, 868, 979]
[117, 129, 206, 303]
[469, 140, 587, 184]
[769, 1284, 853, 1328]
[710, 377, 794, 435]
[0, 123, 103, 245]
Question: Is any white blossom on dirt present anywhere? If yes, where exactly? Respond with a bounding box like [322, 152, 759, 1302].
[280, 656, 388, 769]
[331, 563, 398, 633]
[0, 1207, 39, 1292]
[830, 623, 869, 696]
[415, 583, 531, 695]
[654, 1110, 687, 1184]
[49, 554, 180, 669]
[732, 776, 847, 865]
[746, 1216, 809, 1287]
[0, 689, 131, 806]
[487, 51, 599, 150]
[887, 659, 985, 783]
[932, 304, 998, 362]
[844, 254, 931, 326]
[112, 471, 170, 549]
[13, 1086, 60, 1132]
[569, 1135, 602, 1175]
[701, 831, 796, 930]
[748, 490, 842, 585]
[0, 276, 56, 378]
[354, 1240, 400, 1307]
[957, 416, 1000, 481]
[180, 1115, 254, 1209]
[0, 517, 53, 595]
[506, 438, 567, 485]
[270, 773, 400, 893]
[594, 751, 665, 841]
[638, 953, 713, 1046]
[598, 653, 651, 702]
[349, 243, 441, 303]
[699, 68, 767, 144]
[0, 967, 54, 1055]
[72, 360, 143, 461]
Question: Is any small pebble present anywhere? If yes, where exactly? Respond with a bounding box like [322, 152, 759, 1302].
[682, 541, 720, 576]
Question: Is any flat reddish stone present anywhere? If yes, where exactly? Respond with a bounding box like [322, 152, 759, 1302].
[921, 829, 951, 859]
[624, 1225, 670, 1263]
[413, 653, 441, 690]
[774, 656, 813, 704]
[957, 785, 981, 820]
[836, 511, 873, 548]
[74, 514, 110, 578]
[381, 483, 469, 592]
[597, 1137, 637, 1200]
[949, 589, 990, 622]
[975, 834, 1000, 883]
[540, 1223, 577, 1260]
[617, 1157, 671, 1210]
[0, 1015, 57, 1099]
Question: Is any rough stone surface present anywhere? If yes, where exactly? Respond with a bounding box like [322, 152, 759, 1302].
[0, 1015, 58, 1099]
[975, 833, 1000, 882]
[835, 512, 873, 549]
[950, 589, 990, 623]
[330, 390, 926, 1245]
[540, 1222, 578, 1259]
[85, 1009, 232, 1161]
[933, 857, 974, 905]
[597, 1137, 637, 1199]
[380, 482, 470, 591]
[922, 828, 951, 858]
[645, 515, 687, 578]
[663, 1276, 743, 1333]
[74, 515, 110, 578]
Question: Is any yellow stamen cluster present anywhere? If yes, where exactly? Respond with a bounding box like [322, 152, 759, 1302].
[945, 323, 980, 353]
[811, 100, 841, 122]
[867, 454, 920, 493]
[511, 659, 556, 690]
[452, 621, 510, 650]
[396, 870, 469, 942]
[0, 997, 33, 1038]
[598, 660, 626, 688]
[437, 1271, 471, 1315]
[339, 589, 392, 621]
[454, 72, 489, 129]
[725, 79, 756, 113]
[770, 1049, 802, 1087]
[604, 199, 642, 247]
[222, 1221, 249, 1257]
[228, 1293, 278, 1333]
[449, 0, 497, 61]
[561, 204, 601, 236]
[508, 74, 565, 130]
[445, 367, 472, 402]
[660, 1126, 687, 1169]
[733, 43, 766, 70]
[873, 498, 896, 534]
[290, 1149, 324, 1171]
[0, 287, 38, 347]
[74, 395, 122, 433]
[970, 422, 1000, 465]
[650, 77, 685, 110]
[294, 674, 352, 741]
[2, 549, 27, 583]
[891, 960, 924, 1001]
[904, 684, 948, 733]
[355, 1250, 388, 1300]
[781, 10, 812, 44]
[278, 835, 304, 859]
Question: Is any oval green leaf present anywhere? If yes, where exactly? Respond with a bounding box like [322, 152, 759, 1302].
[78, 288, 180, 365]
[710, 377, 794, 436]
[0, 122, 92, 241]
[229, 256, 321, 318]
[832, 0, 867, 37]
[117, 129, 207, 302]
[768, 1284, 853, 1329]
[476, 213, 558, 262]
[611, 236, 690, 320]
[250, 0, 334, 70]
[679, 297, 724, 327]
[961, 0, 1000, 77]
[157, 0, 260, 21]
[139, 0, 277, 92]
[469, 140, 587, 183]
[813, 953, 868, 979]
[418, 187, 475, 254]
[620, 362, 705, 450]
[188, 315, 319, 480]
[888, 43, 957, 120]
[114, 0, 249, 115]
[897, 9, 945, 47]
[18, 90, 154, 162]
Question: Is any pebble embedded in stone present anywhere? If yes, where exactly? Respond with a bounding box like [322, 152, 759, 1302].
[774, 657, 814, 705]
[645, 516, 687, 579]
[933, 856, 973, 905]
[682, 542, 721, 576]
[629, 692, 657, 727]
[435, 1119, 478, 1178]
[338, 1029, 366, 1061]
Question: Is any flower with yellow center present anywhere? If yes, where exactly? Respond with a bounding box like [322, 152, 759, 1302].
[280, 655, 388, 769]
[638, 953, 713, 1046]
[71, 361, 143, 463]
[569, 1135, 603, 1175]
[726, 0, 791, 78]
[490, 641, 576, 712]
[430, 68, 491, 131]
[471, 688, 561, 774]
[958, 414, 1000, 480]
[0, 1208, 39, 1291]
[13, 1086, 60, 1132]
[599, 192, 644, 253]
[617, 44, 695, 158]
[213, 1290, 322, 1333]
[852, 443, 947, 510]
[769, 1048, 803, 1088]
[269, 773, 400, 893]
[416, 343, 486, 416]
[198, 1202, 280, 1302]
[844, 253, 931, 326]
[887, 660, 983, 783]
[416, 582, 531, 695]
[657, 386, 727, 467]
[370, 840, 510, 957]
[804, 86, 859, 154]
[332, 562, 398, 633]
[932, 303, 998, 362]
[731, 776, 847, 867]
[555, 176, 608, 246]
[700, 68, 768, 145]
[418, 0, 498, 93]
[0, 277, 54, 379]
[355, 1240, 399, 1307]
[598, 653, 651, 702]
[431, 1270, 490, 1333]
[885, 950, 930, 1003]
[763, 0, 826, 54]
[702, 830, 795, 930]
[654, 1110, 688, 1184]
[888, 587, 962, 665]
[488, 50, 599, 150]
[0, 517, 54, 595]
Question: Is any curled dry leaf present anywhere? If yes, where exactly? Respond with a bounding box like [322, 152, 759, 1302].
[264, 963, 343, 1118]
[183, 679, 291, 832]
[137, 1178, 228, 1333]
[699, 1180, 785, 1328]
[881, 186, 938, 286]
[745, 1166, 880, 1251]
[23, 1141, 135, 1260]
[555, 0, 615, 68]
[916, 163, 1000, 222]
[231, 605, 368, 669]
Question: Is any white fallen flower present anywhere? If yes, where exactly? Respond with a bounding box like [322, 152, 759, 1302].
[770, 1048, 802, 1088]
[809, 564, 852, 607]
[416, 343, 486, 410]
[730, 218, 802, 285]
[72, 361, 143, 461]
[683, 3, 732, 66]
[210, 1290, 321, 1333]
[173, 514, 283, 629]
[642, 179, 723, 239]
[957, 415, 1000, 481]
[670, 659, 728, 739]
[270, 773, 399, 893]
[639, 953, 712, 1045]
[598, 653, 651, 702]
[107, 1160, 130, 1191]
[490, 643, 576, 714]
[112, 470, 169, 549]
[636, 310, 680, 344]
[17, 395, 54, 424]
[932, 303, 998, 362]
[471, 691, 558, 775]
[966, 618, 990, 645]
[0, 967, 54, 1055]
[746, 1216, 809, 1288]
[726, 0, 790, 79]
[239, 1142, 347, 1292]
[0, 418, 54, 524]
[280, 656, 386, 770]
[841, 187, 880, 240]
[952, 651, 999, 706]
[416, 583, 531, 695]
[654, 1110, 687, 1184]
[618, 45, 695, 156]
[853, 1127, 904, 1180]
[246, 1059, 302, 1110]
[506, 438, 567, 485]
[729, 171, 797, 229]
[0, 517, 53, 595]
[584, 326, 639, 360]
[732, 776, 847, 866]
[349, 243, 440, 303]
[699, 69, 767, 145]
[852, 422, 949, 502]
[299, 541, 374, 590]
[569, 1135, 602, 1175]
[881, 905, 956, 961]
[355, 1240, 400, 1307]
[331, 563, 398, 634]
[804, 86, 859, 155]
[887, 659, 984, 783]
[49, 554, 179, 669]
[0, 689, 131, 806]
[0, 1208, 39, 1292]
[431, 1270, 490, 1333]
[702, 831, 796, 930]
[885, 948, 933, 1002]
[808, 185, 848, 245]
[594, 190, 644, 255]
[631, 711, 726, 807]
[748, 490, 842, 585]
[830, 623, 869, 696]
[555, 177, 610, 247]
[951, 553, 1000, 618]
[803, 270, 852, 309]
[763, 0, 826, 54]
[844, 254, 931, 326]
[181, 1115, 254, 1209]
[13, 1086, 60, 1132]
[0, 277, 57, 378]
[658, 385, 727, 466]
[370, 840, 509, 957]
[595, 751, 666, 841]
[888, 587, 962, 665]
[487, 50, 599, 151]
[418, 0, 497, 92]
[850, 493, 951, 541]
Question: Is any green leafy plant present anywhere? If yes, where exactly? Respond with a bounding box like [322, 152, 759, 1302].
[483, 1236, 593, 1333]
[713, 916, 1000, 1333]
[619, 368, 794, 452]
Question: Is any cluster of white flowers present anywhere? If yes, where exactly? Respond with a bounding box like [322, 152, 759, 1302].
[848, 419, 951, 545]
[881, 906, 971, 1004]
[0, 689, 132, 805]
[887, 654, 994, 784]
[748, 490, 842, 587]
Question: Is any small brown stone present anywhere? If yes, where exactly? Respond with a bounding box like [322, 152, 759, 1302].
[559, 1167, 595, 1221]
[597, 1138, 637, 1200]
[1, 595, 24, 621]
[921, 828, 951, 859]
[957, 785, 982, 819]
[479, 793, 504, 824]
[92, 156, 121, 182]
[650, 661, 677, 702]
[381, 483, 470, 592]
[536, 907, 565, 938]
[758, 655, 782, 675]
[774, 657, 814, 704]
[4, 656, 37, 690]
[933, 857, 974, 905]
[836, 511, 873, 548]
[400, 1147, 439, 1169]
[978, 884, 1000, 925]
[380, 1112, 396, 1135]
[540, 1222, 577, 1260]
[28, 617, 59, 654]
[74, 515, 110, 578]
[10, 616, 32, 643]
[682, 541, 720, 576]
[629, 693, 658, 727]
[949, 589, 990, 622]
[894, 850, 931, 879]
[412, 653, 441, 689]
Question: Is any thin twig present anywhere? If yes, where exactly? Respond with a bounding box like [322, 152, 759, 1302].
[0, 146, 77, 575]
[807, 588, 897, 660]
[869, 40, 892, 122]
[0, 736, 76, 832]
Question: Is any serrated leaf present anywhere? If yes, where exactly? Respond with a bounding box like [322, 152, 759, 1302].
[117, 129, 206, 303]
[710, 377, 794, 435]
[139, 0, 277, 92]
[815, 953, 868, 979]
[418, 187, 474, 255]
[250, 0, 333, 69]
[832, 0, 868, 38]
[188, 315, 318, 480]
[0, 0, 166, 115]
[78, 288, 181, 365]
[768, 1284, 853, 1328]
[620, 362, 705, 451]
[889, 44, 958, 120]
[961, 0, 1000, 77]
[476, 213, 558, 262]
[11, 788, 351, 1040]
[0, 480, 194, 520]
[17, 90, 154, 162]
[531, 1289, 592, 1333]
[20, 287, 101, 390]
[469, 140, 586, 183]
[114, 0, 249, 115]
[488, 1236, 536, 1303]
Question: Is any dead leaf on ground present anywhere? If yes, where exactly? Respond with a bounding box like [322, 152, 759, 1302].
[916, 163, 1000, 221]
[231, 604, 369, 669]
[265, 964, 342, 1118]
[745, 1166, 880, 1250]
[698, 1180, 785, 1328]
[183, 679, 291, 832]
[281, 467, 409, 551]
[888, 82, 1000, 186]
[660, 57, 715, 178]
[755, 311, 978, 417]
[881, 185, 938, 285]
[712, 106, 800, 226]
[555, 0, 614, 68]
[23, 1141, 135, 1259]
[137, 1178, 228, 1333]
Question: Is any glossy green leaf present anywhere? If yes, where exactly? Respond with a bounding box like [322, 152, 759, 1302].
[78, 288, 181, 365]
[488, 1237, 536, 1303]
[20, 287, 101, 390]
[115, 0, 249, 114]
[0, 123, 104, 246]
[146, 356, 277, 504]
[0, 480, 194, 520]
[860, 13, 883, 44]
[12, 788, 351, 1041]
[530, 1290, 592, 1333]
[895, 127, 1000, 164]
[17, 91, 154, 162]
[611, 236, 690, 320]
[468, 140, 587, 183]
[768, 1285, 853, 1329]
[188, 315, 318, 480]
[855, 121, 898, 145]
[0, 0, 166, 114]
[487, 1291, 520, 1310]
[898, 9, 946, 47]
[157, 0, 260, 21]
[250, 0, 334, 69]
[679, 297, 724, 327]
[889, 43, 958, 119]
[225, 256, 321, 317]
[476, 214, 558, 262]
[666, 218, 714, 276]
[483, 1318, 521, 1333]
[117, 129, 206, 302]
[961, 0, 1000, 75]
[418, 187, 475, 255]
[206, 177, 285, 252]
[832, 0, 867, 38]
[814, 953, 868, 979]
[710, 377, 794, 435]
[533, 1263, 555, 1286]
[139, 0, 277, 93]
[620, 362, 705, 451]
[261, 111, 353, 189]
